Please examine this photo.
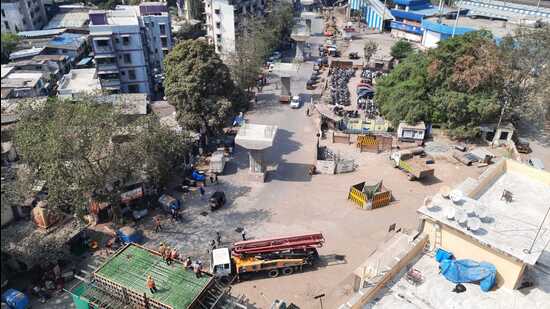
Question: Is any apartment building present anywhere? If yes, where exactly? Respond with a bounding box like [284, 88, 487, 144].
[1, 0, 48, 33]
[204, 0, 265, 56]
[88, 2, 173, 95]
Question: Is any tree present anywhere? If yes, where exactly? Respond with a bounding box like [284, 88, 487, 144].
[14, 97, 192, 221]
[376, 31, 503, 139]
[390, 40, 414, 60]
[164, 40, 246, 135]
[1, 33, 20, 64]
[363, 40, 378, 64]
[173, 22, 205, 42]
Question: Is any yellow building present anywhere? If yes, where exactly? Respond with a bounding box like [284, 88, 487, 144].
[418, 159, 550, 290]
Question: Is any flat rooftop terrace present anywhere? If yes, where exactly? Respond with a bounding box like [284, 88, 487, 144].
[367, 253, 550, 309]
[418, 159, 550, 265]
[94, 244, 211, 308]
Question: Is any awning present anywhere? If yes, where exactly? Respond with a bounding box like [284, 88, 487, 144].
[94, 54, 116, 59]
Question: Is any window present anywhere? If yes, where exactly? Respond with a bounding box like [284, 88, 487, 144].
[214, 9, 220, 14]
[15, 25, 19, 32]
[121, 71, 126, 76]
[122, 36, 130, 45]
[97, 40, 109, 47]
[128, 69, 136, 80]
[161, 37, 167, 48]
[4, 21, 9, 30]
[127, 84, 139, 93]
[115, 38, 120, 44]
[123, 54, 131, 64]
[216, 22, 221, 29]
[159, 24, 166, 35]
[1, 9, 5, 17]
[155, 48, 158, 54]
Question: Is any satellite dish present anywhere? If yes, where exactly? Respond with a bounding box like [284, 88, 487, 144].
[464, 202, 476, 215]
[450, 190, 464, 204]
[446, 207, 456, 220]
[456, 209, 467, 224]
[440, 186, 451, 198]
[475, 205, 488, 219]
[467, 217, 481, 231]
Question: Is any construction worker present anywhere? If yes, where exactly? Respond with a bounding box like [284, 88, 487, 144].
[241, 229, 247, 241]
[147, 275, 158, 294]
[165, 246, 172, 265]
[210, 240, 216, 250]
[170, 248, 179, 263]
[184, 257, 192, 270]
[159, 242, 166, 257]
[216, 231, 222, 246]
[154, 216, 162, 233]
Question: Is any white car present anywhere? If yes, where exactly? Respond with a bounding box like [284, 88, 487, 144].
[290, 96, 301, 108]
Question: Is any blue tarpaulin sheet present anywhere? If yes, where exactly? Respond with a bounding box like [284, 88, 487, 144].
[439, 259, 496, 292]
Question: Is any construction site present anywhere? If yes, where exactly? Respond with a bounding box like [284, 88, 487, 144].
[2, 2, 549, 309]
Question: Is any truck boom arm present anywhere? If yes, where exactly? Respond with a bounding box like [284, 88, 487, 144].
[232, 233, 325, 256]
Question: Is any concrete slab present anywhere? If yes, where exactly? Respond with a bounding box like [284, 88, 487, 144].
[235, 123, 277, 150]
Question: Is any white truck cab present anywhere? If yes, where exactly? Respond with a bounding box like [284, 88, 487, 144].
[211, 248, 232, 280]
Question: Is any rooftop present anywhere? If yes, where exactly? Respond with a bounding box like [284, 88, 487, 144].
[9, 47, 45, 61]
[47, 33, 88, 50]
[94, 244, 211, 309]
[1, 72, 44, 89]
[424, 16, 521, 38]
[44, 11, 90, 29]
[95, 93, 149, 115]
[17, 28, 67, 38]
[418, 159, 550, 265]
[57, 68, 102, 98]
[368, 253, 550, 309]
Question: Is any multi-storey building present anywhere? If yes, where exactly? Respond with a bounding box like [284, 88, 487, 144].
[1, 0, 48, 33]
[203, 0, 265, 56]
[88, 2, 173, 95]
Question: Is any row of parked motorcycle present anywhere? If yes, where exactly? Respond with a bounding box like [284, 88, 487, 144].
[329, 67, 355, 106]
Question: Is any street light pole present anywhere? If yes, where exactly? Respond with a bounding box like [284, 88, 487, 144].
[451, 4, 461, 38]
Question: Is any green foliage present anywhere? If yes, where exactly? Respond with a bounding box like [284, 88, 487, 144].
[376, 31, 503, 139]
[173, 22, 205, 41]
[164, 40, 245, 134]
[1, 33, 20, 64]
[390, 40, 414, 60]
[228, 2, 295, 91]
[14, 97, 192, 218]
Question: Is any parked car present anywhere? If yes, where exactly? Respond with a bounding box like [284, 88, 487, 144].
[269, 51, 282, 61]
[306, 80, 316, 90]
[349, 52, 359, 60]
[515, 137, 532, 154]
[290, 95, 301, 109]
[209, 191, 226, 210]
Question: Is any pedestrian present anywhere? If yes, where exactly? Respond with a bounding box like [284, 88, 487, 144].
[147, 275, 158, 294]
[170, 248, 179, 263]
[154, 216, 162, 233]
[185, 257, 192, 270]
[194, 264, 201, 278]
[210, 175, 215, 184]
[199, 185, 205, 200]
[210, 240, 216, 250]
[216, 232, 222, 246]
[159, 242, 166, 256]
[214, 173, 218, 184]
[165, 246, 172, 265]
[241, 229, 247, 241]
[170, 207, 177, 222]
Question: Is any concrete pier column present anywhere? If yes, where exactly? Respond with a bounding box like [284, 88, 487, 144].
[295, 41, 305, 62]
[249, 150, 265, 173]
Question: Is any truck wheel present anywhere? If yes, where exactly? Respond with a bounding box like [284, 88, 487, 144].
[220, 275, 231, 284]
[407, 174, 416, 181]
[268, 269, 279, 278]
[282, 267, 293, 275]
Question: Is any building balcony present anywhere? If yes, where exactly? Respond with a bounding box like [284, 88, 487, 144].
[100, 78, 121, 90]
[97, 63, 119, 73]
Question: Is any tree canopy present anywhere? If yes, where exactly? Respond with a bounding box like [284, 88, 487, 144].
[390, 40, 414, 60]
[164, 40, 246, 134]
[376, 28, 549, 139]
[14, 97, 192, 219]
[1, 33, 20, 64]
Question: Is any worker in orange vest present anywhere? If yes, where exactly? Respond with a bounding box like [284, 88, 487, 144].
[147, 275, 158, 294]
